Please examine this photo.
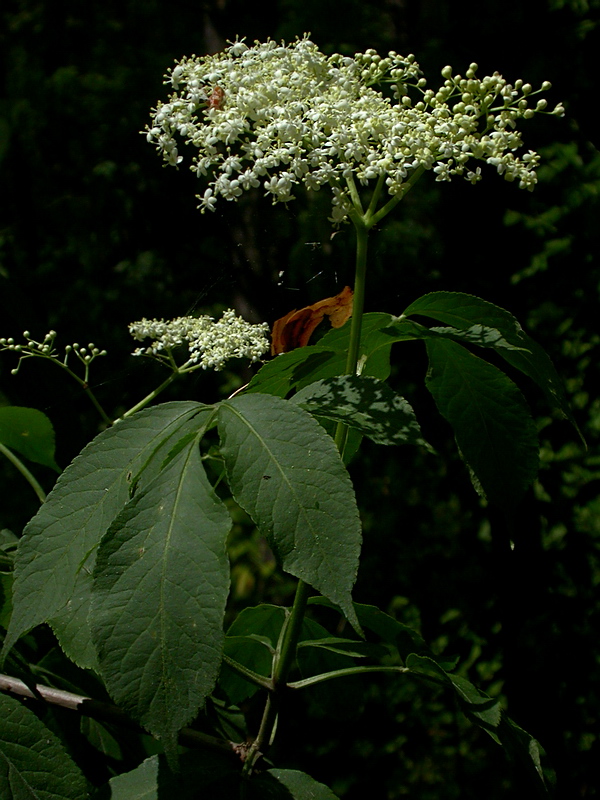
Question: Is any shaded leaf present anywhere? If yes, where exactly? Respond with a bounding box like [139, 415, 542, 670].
[2, 402, 206, 668]
[248, 768, 340, 799]
[309, 597, 428, 661]
[91, 437, 230, 753]
[0, 406, 60, 472]
[0, 692, 87, 800]
[402, 291, 578, 434]
[220, 605, 286, 704]
[292, 375, 432, 450]
[425, 339, 539, 507]
[218, 394, 361, 632]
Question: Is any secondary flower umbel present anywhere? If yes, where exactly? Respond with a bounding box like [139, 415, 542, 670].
[145, 36, 563, 223]
[129, 309, 270, 371]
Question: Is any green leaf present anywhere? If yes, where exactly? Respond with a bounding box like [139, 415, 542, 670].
[0, 692, 88, 799]
[251, 768, 340, 799]
[316, 313, 395, 382]
[105, 755, 159, 800]
[402, 291, 578, 434]
[2, 402, 206, 668]
[246, 348, 339, 398]
[309, 598, 428, 661]
[0, 406, 60, 472]
[425, 338, 539, 507]
[448, 673, 502, 730]
[292, 375, 432, 449]
[383, 317, 527, 352]
[90, 436, 231, 754]
[220, 605, 286, 704]
[246, 313, 395, 400]
[218, 394, 362, 632]
[105, 751, 240, 800]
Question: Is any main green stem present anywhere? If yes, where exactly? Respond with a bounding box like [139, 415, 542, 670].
[245, 215, 371, 777]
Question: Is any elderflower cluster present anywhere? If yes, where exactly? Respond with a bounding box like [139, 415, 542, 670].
[129, 309, 270, 371]
[144, 36, 564, 223]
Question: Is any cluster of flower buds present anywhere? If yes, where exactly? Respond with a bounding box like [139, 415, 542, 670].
[129, 309, 270, 371]
[0, 330, 107, 376]
[145, 36, 564, 223]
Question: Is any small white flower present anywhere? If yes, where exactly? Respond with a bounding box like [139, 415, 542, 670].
[129, 310, 270, 371]
[144, 36, 561, 222]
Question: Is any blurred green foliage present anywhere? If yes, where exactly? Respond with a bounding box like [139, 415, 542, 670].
[1, 0, 599, 797]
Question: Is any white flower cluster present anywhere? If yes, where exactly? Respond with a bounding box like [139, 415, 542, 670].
[145, 36, 563, 222]
[129, 309, 270, 371]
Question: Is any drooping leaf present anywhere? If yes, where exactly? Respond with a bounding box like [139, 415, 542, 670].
[0, 406, 60, 472]
[218, 394, 362, 632]
[0, 692, 88, 800]
[402, 291, 578, 434]
[2, 402, 206, 668]
[425, 338, 539, 507]
[91, 437, 230, 754]
[292, 375, 432, 450]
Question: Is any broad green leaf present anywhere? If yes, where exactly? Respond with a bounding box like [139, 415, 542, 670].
[218, 394, 362, 632]
[0, 406, 60, 472]
[314, 312, 396, 383]
[425, 338, 539, 507]
[91, 438, 230, 754]
[292, 375, 432, 449]
[246, 312, 395, 400]
[2, 401, 206, 668]
[402, 291, 577, 432]
[248, 768, 340, 799]
[220, 605, 285, 704]
[246, 348, 339, 397]
[0, 692, 88, 800]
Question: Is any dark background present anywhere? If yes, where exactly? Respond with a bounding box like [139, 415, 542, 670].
[1, 1, 599, 797]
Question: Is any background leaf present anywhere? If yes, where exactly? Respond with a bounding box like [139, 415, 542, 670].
[218, 394, 362, 632]
[0, 406, 60, 472]
[425, 339, 539, 507]
[2, 402, 205, 668]
[91, 437, 230, 754]
[0, 692, 88, 800]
